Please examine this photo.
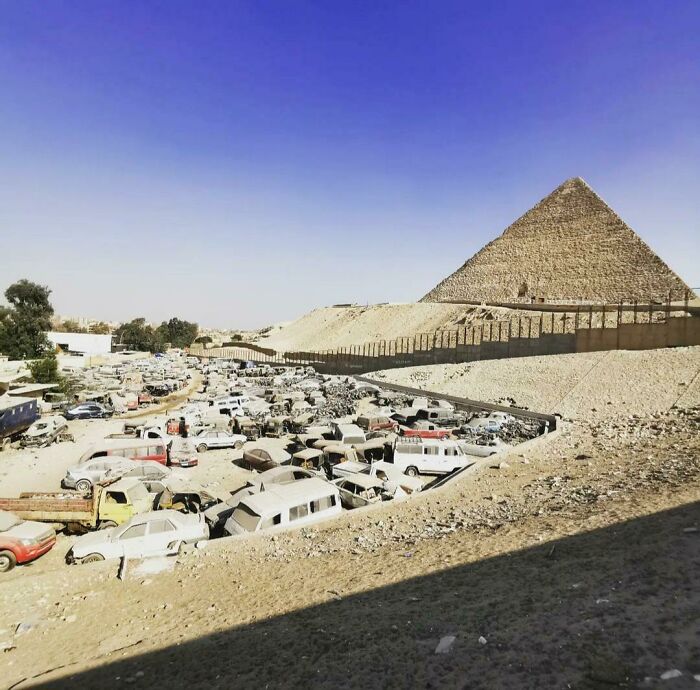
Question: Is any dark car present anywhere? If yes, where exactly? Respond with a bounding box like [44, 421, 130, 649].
[64, 402, 113, 420]
[235, 446, 291, 472]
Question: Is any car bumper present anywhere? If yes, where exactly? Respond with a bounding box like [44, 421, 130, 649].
[62, 477, 77, 489]
[18, 537, 56, 564]
[173, 458, 198, 467]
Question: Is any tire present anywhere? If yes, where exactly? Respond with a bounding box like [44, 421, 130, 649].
[0, 550, 17, 572]
[75, 479, 92, 493]
[196, 444, 207, 453]
[405, 466, 419, 478]
[233, 441, 244, 450]
[98, 521, 117, 530]
[81, 553, 105, 564]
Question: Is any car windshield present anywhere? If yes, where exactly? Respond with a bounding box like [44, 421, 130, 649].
[0, 511, 22, 531]
[231, 504, 261, 532]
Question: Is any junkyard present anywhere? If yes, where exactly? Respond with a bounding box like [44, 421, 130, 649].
[0, 342, 699, 689]
[2, 5, 700, 688]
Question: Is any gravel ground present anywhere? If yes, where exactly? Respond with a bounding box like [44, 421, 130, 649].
[371, 346, 700, 420]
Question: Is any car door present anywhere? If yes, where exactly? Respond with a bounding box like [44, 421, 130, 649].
[87, 461, 107, 482]
[117, 522, 148, 558]
[144, 518, 180, 556]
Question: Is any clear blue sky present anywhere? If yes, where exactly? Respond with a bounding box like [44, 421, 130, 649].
[1, 1, 698, 328]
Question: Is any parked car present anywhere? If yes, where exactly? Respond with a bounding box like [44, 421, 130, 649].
[414, 408, 462, 427]
[167, 437, 199, 468]
[78, 439, 168, 467]
[67, 509, 209, 564]
[121, 461, 172, 482]
[64, 402, 113, 420]
[223, 478, 341, 536]
[204, 466, 320, 534]
[391, 437, 472, 477]
[331, 423, 366, 446]
[193, 429, 246, 453]
[356, 415, 397, 432]
[333, 475, 386, 509]
[401, 420, 452, 440]
[20, 416, 69, 448]
[0, 510, 56, 572]
[236, 446, 291, 472]
[63, 457, 136, 492]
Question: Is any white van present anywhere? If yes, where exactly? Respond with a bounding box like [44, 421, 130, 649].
[391, 437, 471, 477]
[223, 478, 341, 535]
[209, 396, 246, 416]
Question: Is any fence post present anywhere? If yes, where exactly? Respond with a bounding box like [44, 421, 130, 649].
[601, 304, 606, 329]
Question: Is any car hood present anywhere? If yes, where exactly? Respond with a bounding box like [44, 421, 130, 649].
[74, 528, 114, 550]
[7, 521, 55, 541]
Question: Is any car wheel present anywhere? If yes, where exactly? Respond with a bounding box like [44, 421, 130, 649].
[75, 479, 92, 493]
[196, 444, 207, 453]
[0, 550, 17, 572]
[81, 553, 105, 564]
[405, 466, 419, 477]
[98, 521, 117, 530]
[234, 441, 244, 450]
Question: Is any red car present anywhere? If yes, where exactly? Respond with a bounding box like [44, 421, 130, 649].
[0, 511, 56, 572]
[400, 422, 453, 441]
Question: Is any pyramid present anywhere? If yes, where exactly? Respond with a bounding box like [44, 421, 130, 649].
[421, 177, 695, 304]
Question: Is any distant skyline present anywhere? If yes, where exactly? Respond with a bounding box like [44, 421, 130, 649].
[1, 1, 698, 329]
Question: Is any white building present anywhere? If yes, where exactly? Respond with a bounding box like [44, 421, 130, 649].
[46, 332, 113, 355]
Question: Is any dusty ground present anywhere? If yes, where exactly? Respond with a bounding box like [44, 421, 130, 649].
[372, 346, 700, 421]
[0, 349, 698, 689]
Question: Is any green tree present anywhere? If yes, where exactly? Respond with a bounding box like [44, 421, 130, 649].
[90, 322, 112, 335]
[113, 318, 156, 351]
[194, 335, 212, 345]
[0, 279, 54, 359]
[58, 319, 86, 333]
[161, 318, 198, 348]
[28, 351, 60, 383]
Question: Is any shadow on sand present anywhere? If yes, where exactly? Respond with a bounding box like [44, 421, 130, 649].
[35, 500, 700, 689]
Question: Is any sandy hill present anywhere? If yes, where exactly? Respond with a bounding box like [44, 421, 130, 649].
[372, 345, 700, 420]
[422, 177, 694, 305]
[256, 302, 534, 352]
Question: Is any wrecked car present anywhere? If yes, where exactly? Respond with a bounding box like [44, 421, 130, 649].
[67, 510, 208, 564]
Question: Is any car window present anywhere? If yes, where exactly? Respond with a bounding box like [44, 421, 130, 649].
[149, 520, 177, 534]
[260, 513, 281, 529]
[120, 523, 147, 540]
[289, 504, 309, 521]
[105, 491, 128, 504]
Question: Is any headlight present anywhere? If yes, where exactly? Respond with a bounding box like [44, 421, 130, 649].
[20, 538, 38, 546]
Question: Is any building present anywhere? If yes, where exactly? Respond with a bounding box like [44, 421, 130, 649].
[46, 332, 113, 356]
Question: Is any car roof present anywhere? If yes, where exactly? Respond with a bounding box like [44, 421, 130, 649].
[335, 424, 364, 434]
[240, 478, 336, 514]
[124, 509, 191, 526]
[337, 474, 384, 489]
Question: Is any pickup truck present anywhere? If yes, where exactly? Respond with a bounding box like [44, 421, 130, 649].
[400, 421, 452, 440]
[0, 478, 154, 532]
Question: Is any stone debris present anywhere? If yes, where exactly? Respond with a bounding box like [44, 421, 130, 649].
[435, 635, 456, 654]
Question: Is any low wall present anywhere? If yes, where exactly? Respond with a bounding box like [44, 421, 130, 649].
[192, 316, 700, 374]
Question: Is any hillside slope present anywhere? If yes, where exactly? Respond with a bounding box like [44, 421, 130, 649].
[257, 302, 534, 352]
[372, 346, 700, 419]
